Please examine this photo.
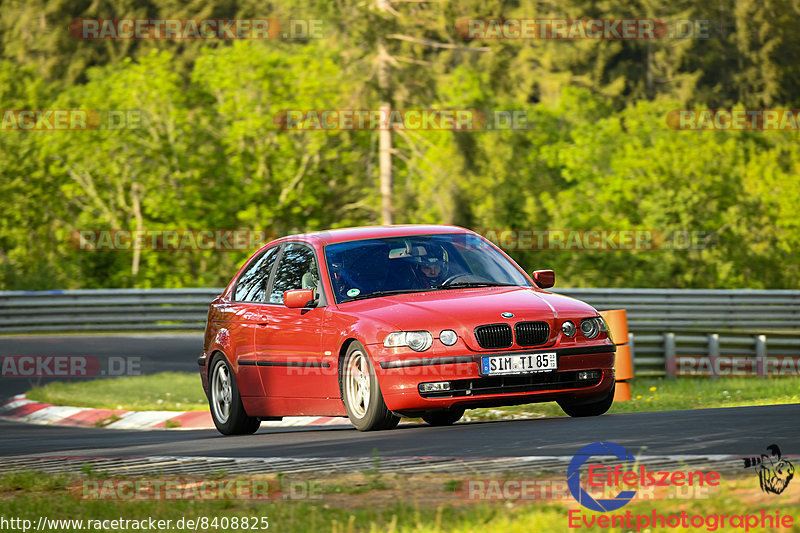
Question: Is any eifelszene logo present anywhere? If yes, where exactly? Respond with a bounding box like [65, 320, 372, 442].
[568, 442, 637, 512]
[567, 441, 721, 512]
[743, 444, 794, 495]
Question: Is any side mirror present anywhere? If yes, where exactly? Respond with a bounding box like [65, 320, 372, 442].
[532, 270, 555, 289]
[283, 289, 315, 308]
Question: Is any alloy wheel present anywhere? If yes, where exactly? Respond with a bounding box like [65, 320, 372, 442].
[211, 361, 232, 423]
[345, 349, 371, 419]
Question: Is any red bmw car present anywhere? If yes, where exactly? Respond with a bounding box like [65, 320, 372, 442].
[199, 225, 615, 434]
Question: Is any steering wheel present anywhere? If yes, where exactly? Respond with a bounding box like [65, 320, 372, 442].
[441, 273, 482, 286]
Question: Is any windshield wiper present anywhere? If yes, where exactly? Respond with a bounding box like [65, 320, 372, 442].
[345, 288, 427, 301]
[344, 283, 516, 301]
[433, 282, 517, 290]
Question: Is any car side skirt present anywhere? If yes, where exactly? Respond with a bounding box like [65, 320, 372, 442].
[242, 396, 347, 418]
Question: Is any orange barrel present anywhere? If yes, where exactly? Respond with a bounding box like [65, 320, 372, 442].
[600, 309, 633, 401]
[600, 309, 628, 345]
[614, 344, 634, 381]
[614, 382, 632, 401]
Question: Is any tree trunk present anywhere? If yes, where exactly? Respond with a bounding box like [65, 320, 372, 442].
[376, 3, 393, 225]
[379, 100, 393, 225]
[131, 183, 143, 277]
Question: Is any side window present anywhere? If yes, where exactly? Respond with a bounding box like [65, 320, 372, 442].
[269, 243, 319, 304]
[234, 247, 280, 302]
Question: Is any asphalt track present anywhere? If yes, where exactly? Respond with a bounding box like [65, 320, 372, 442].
[1, 335, 798, 460]
[1, 405, 799, 459]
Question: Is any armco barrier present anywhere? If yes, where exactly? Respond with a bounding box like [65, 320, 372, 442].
[0, 289, 217, 333]
[561, 289, 800, 377]
[1, 288, 798, 377]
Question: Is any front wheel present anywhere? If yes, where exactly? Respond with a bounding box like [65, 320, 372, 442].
[342, 342, 400, 431]
[208, 355, 261, 435]
[557, 382, 615, 417]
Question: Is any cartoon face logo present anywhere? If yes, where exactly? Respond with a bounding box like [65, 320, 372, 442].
[743, 444, 794, 495]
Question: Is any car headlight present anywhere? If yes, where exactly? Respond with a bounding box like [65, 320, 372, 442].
[561, 320, 576, 337]
[580, 317, 606, 339]
[384, 331, 433, 351]
[439, 329, 458, 346]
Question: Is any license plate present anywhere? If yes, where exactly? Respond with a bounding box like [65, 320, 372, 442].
[481, 353, 557, 376]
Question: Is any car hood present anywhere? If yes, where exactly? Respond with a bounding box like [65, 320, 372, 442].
[338, 286, 599, 350]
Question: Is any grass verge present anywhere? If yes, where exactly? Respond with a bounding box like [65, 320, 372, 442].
[466, 375, 800, 421]
[25, 372, 207, 411]
[0, 470, 797, 532]
[24, 373, 799, 418]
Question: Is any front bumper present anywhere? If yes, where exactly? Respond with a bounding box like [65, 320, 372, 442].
[371, 343, 616, 413]
[198, 352, 210, 398]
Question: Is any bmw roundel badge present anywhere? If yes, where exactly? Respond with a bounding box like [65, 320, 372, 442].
[501, 312, 514, 319]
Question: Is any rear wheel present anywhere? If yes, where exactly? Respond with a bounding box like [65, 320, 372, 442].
[209, 355, 261, 435]
[342, 342, 400, 431]
[558, 382, 615, 417]
[422, 407, 465, 426]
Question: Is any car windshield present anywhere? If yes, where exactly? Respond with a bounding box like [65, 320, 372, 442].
[325, 233, 531, 303]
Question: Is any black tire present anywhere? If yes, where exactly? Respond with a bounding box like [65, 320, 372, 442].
[341, 341, 400, 431]
[422, 407, 465, 426]
[558, 382, 615, 417]
[208, 355, 261, 435]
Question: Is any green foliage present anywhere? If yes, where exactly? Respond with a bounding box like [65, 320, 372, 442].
[1, 0, 798, 289]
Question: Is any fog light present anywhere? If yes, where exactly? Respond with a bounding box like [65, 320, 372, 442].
[420, 381, 451, 392]
[577, 371, 600, 380]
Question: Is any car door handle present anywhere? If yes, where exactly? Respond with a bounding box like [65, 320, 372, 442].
[257, 322, 269, 327]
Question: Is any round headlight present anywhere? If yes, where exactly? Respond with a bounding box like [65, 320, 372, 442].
[562, 320, 576, 337]
[580, 318, 600, 339]
[406, 331, 433, 352]
[439, 330, 458, 346]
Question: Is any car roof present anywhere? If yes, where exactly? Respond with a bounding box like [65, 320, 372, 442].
[275, 225, 475, 246]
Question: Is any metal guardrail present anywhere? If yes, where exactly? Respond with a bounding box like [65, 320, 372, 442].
[557, 289, 800, 376]
[0, 289, 218, 333]
[1, 288, 798, 376]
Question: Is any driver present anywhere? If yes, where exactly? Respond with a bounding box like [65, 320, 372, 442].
[411, 245, 449, 288]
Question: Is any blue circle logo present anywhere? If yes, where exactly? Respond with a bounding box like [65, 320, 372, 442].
[567, 441, 637, 512]
[501, 312, 514, 318]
